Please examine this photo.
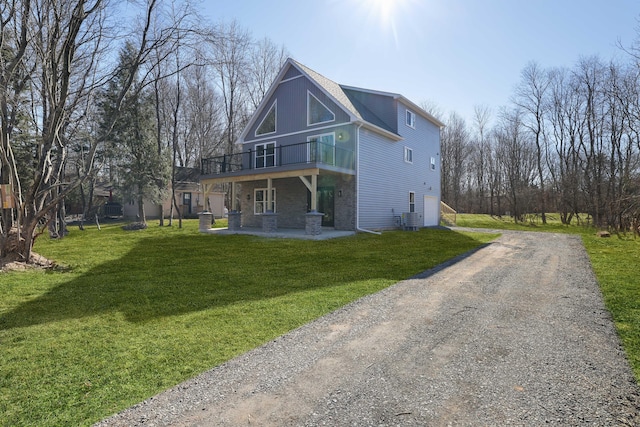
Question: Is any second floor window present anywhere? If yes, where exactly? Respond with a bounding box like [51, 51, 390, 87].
[406, 110, 416, 128]
[404, 146, 413, 163]
[255, 142, 276, 168]
[308, 133, 335, 165]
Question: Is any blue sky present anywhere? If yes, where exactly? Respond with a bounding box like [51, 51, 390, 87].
[202, 0, 640, 125]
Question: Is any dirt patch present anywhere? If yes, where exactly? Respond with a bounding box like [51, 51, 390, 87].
[0, 252, 56, 272]
[122, 222, 148, 231]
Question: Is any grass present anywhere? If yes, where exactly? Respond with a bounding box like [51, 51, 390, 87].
[455, 212, 589, 233]
[582, 233, 640, 380]
[0, 220, 497, 426]
[456, 213, 640, 381]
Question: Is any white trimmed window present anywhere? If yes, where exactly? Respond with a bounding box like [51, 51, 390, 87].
[308, 91, 335, 125]
[254, 188, 276, 214]
[255, 142, 276, 168]
[256, 101, 276, 136]
[404, 146, 413, 164]
[409, 192, 415, 213]
[406, 109, 416, 128]
[430, 156, 437, 171]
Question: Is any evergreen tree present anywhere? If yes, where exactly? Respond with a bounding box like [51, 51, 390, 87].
[100, 42, 170, 224]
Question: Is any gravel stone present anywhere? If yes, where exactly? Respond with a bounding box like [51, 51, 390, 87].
[95, 230, 640, 426]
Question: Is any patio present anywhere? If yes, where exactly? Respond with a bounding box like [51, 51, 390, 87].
[200, 226, 356, 240]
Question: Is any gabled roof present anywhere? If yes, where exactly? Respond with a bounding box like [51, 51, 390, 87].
[290, 60, 364, 122]
[174, 167, 201, 183]
[237, 58, 443, 144]
[288, 59, 402, 140]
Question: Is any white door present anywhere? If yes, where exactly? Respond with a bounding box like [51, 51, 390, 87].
[423, 196, 439, 226]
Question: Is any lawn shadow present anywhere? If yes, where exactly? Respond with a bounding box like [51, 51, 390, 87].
[409, 242, 494, 280]
[0, 230, 492, 330]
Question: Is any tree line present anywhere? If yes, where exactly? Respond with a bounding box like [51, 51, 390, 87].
[0, 0, 287, 263]
[439, 52, 640, 233]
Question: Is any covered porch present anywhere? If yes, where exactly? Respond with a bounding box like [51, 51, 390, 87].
[200, 166, 356, 237]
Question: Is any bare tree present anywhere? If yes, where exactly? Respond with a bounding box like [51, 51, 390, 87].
[246, 37, 288, 110]
[432, 27, 640, 231]
[494, 108, 537, 222]
[547, 66, 583, 224]
[420, 99, 445, 124]
[440, 112, 469, 211]
[183, 64, 225, 162]
[573, 56, 609, 227]
[469, 104, 492, 213]
[207, 20, 251, 156]
[485, 130, 504, 216]
[1, 0, 111, 262]
[0, 0, 190, 264]
[513, 61, 551, 223]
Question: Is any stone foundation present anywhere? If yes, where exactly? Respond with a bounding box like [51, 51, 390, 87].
[305, 211, 324, 235]
[262, 212, 278, 233]
[198, 211, 213, 232]
[228, 211, 242, 231]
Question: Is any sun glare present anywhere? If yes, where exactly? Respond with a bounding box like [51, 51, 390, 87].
[351, 0, 413, 46]
[373, 0, 393, 17]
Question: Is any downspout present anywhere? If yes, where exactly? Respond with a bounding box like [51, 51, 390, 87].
[355, 123, 382, 235]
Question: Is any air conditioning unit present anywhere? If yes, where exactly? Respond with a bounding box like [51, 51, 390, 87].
[402, 212, 419, 231]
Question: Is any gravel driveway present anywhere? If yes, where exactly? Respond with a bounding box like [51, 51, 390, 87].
[96, 230, 640, 426]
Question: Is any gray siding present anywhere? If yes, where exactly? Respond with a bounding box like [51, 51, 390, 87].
[342, 89, 397, 133]
[282, 65, 302, 81]
[245, 75, 351, 144]
[358, 105, 440, 230]
[397, 102, 441, 225]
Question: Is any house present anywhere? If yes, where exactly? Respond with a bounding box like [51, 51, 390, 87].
[123, 167, 226, 220]
[200, 59, 443, 235]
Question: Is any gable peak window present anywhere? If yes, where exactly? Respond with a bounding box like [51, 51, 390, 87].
[308, 91, 335, 125]
[406, 109, 416, 128]
[256, 101, 277, 136]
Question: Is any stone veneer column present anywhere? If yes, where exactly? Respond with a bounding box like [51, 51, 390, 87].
[305, 211, 324, 236]
[198, 211, 213, 232]
[261, 211, 278, 233]
[227, 211, 242, 231]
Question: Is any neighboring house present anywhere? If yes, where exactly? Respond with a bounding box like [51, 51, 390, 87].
[123, 167, 226, 220]
[200, 58, 443, 233]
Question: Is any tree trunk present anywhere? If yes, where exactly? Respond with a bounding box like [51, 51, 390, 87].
[138, 195, 146, 223]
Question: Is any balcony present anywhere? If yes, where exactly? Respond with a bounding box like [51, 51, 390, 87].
[201, 141, 355, 177]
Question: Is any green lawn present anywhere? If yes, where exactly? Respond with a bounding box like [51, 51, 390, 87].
[455, 212, 589, 233]
[0, 221, 497, 426]
[583, 233, 640, 380]
[455, 213, 640, 381]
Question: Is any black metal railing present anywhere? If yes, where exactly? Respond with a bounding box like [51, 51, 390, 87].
[201, 141, 355, 176]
